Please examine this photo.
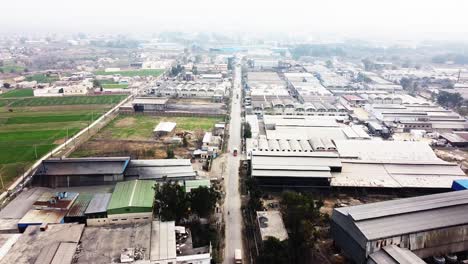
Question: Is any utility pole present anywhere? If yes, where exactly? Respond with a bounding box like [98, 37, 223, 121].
[34, 144, 38, 159]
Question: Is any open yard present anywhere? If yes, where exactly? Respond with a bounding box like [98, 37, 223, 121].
[71, 115, 224, 159]
[0, 95, 126, 191]
[94, 69, 164, 77]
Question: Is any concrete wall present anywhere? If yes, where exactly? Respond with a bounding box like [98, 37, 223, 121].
[107, 212, 153, 225]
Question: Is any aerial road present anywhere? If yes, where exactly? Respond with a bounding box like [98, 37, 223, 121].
[224, 63, 243, 263]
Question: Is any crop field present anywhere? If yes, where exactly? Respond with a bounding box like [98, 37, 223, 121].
[0, 64, 25, 73]
[0, 95, 126, 190]
[94, 69, 164, 77]
[0, 89, 34, 98]
[26, 74, 59, 83]
[3, 94, 127, 107]
[102, 84, 129, 89]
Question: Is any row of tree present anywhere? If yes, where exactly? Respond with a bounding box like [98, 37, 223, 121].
[153, 181, 220, 223]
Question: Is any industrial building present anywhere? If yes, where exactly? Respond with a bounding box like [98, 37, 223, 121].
[331, 190, 468, 263]
[34, 157, 197, 187]
[106, 180, 156, 224]
[151, 80, 229, 101]
[120, 97, 168, 113]
[367, 245, 426, 264]
[33, 157, 130, 188]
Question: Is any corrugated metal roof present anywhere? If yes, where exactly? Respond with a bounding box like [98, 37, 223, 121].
[19, 210, 67, 225]
[252, 170, 332, 178]
[66, 194, 93, 217]
[333, 190, 468, 241]
[85, 193, 112, 215]
[184, 179, 211, 192]
[107, 180, 155, 211]
[35, 157, 130, 176]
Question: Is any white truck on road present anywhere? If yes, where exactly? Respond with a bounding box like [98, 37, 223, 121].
[234, 249, 242, 263]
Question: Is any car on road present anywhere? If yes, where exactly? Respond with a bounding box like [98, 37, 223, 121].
[233, 147, 238, 156]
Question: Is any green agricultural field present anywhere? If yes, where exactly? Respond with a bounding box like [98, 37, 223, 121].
[26, 74, 59, 83]
[0, 65, 25, 73]
[97, 115, 223, 140]
[9, 94, 127, 107]
[0, 95, 126, 191]
[94, 69, 164, 77]
[102, 84, 129, 89]
[0, 88, 34, 98]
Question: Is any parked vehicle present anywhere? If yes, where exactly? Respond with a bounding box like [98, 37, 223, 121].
[233, 147, 238, 156]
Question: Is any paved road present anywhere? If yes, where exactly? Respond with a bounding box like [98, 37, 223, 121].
[224, 64, 243, 264]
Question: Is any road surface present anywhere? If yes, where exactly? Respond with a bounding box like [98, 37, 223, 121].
[224, 64, 243, 263]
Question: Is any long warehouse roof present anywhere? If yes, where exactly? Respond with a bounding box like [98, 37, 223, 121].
[107, 180, 155, 210]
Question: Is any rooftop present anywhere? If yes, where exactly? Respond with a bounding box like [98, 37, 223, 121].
[150, 221, 177, 262]
[256, 211, 288, 241]
[132, 97, 168, 105]
[107, 180, 155, 212]
[35, 157, 130, 176]
[368, 245, 426, 264]
[84, 193, 112, 215]
[0, 224, 84, 264]
[332, 190, 468, 242]
[154, 122, 177, 133]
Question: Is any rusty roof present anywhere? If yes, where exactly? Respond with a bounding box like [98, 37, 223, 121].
[66, 194, 93, 218]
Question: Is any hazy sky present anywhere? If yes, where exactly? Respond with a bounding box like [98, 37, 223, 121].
[2, 0, 468, 40]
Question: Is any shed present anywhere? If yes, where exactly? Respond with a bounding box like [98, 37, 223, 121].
[107, 180, 156, 215]
[85, 193, 112, 219]
[153, 122, 177, 138]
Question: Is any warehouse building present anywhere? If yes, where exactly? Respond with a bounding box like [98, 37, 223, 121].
[107, 180, 156, 224]
[124, 159, 196, 181]
[34, 157, 130, 188]
[331, 190, 468, 264]
[251, 151, 341, 187]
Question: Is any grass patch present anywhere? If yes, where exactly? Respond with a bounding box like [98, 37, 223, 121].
[10, 95, 127, 107]
[0, 88, 33, 98]
[25, 74, 59, 83]
[0, 129, 80, 146]
[102, 84, 129, 89]
[94, 69, 164, 77]
[5, 113, 100, 124]
[98, 115, 222, 140]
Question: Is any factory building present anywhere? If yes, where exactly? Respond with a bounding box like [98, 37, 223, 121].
[106, 180, 156, 224]
[33, 157, 130, 188]
[331, 190, 468, 263]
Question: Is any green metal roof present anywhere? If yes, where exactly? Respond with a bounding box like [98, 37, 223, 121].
[107, 180, 156, 211]
[185, 179, 211, 192]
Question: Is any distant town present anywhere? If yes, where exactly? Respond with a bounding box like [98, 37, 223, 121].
[0, 32, 468, 264]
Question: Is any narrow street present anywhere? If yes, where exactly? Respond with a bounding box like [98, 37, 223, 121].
[224, 63, 243, 263]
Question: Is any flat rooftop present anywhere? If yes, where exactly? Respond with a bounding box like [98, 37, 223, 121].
[75, 223, 151, 263]
[256, 211, 288, 241]
[0, 224, 84, 264]
[35, 157, 130, 176]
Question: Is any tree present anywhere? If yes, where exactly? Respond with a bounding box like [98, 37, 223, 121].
[243, 122, 252, 138]
[325, 60, 333, 69]
[437, 91, 464, 108]
[3, 83, 10, 89]
[153, 182, 189, 223]
[257, 237, 289, 264]
[92, 79, 102, 88]
[188, 186, 220, 218]
[281, 191, 323, 263]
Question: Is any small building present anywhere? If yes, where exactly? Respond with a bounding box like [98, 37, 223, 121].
[331, 190, 468, 264]
[213, 123, 226, 136]
[84, 193, 112, 226]
[440, 132, 468, 147]
[131, 97, 168, 112]
[107, 180, 156, 225]
[153, 121, 177, 138]
[256, 211, 288, 242]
